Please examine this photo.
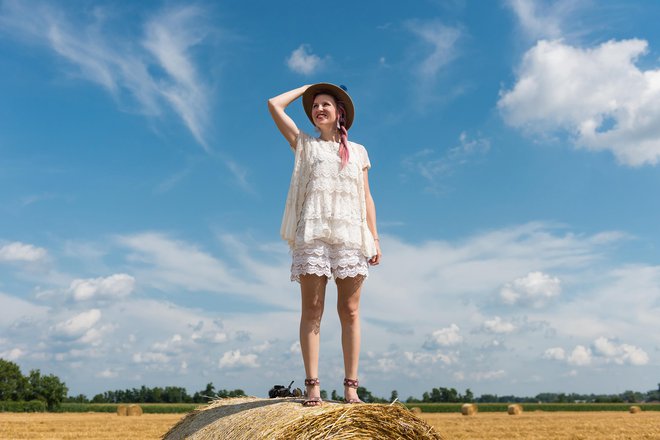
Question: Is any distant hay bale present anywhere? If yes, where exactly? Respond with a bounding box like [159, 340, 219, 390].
[163, 397, 443, 440]
[507, 404, 523, 415]
[629, 406, 641, 414]
[116, 404, 128, 416]
[127, 404, 143, 416]
[410, 407, 422, 414]
[461, 403, 477, 416]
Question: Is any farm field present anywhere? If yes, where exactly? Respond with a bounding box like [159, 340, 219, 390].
[1, 410, 659, 439]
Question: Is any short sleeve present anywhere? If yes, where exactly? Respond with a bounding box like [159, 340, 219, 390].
[360, 145, 371, 170]
[292, 131, 311, 153]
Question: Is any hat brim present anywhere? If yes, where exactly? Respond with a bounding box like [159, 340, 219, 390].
[302, 83, 355, 130]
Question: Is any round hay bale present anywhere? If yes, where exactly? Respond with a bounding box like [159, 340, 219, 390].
[163, 397, 443, 440]
[116, 404, 128, 416]
[629, 406, 642, 414]
[461, 403, 477, 416]
[507, 404, 523, 415]
[127, 404, 143, 416]
[410, 406, 422, 414]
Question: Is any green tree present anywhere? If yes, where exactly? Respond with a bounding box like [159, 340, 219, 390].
[390, 390, 398, 402]
[320, 389, 328, 399]
[331, 390, 339, 401]
[463, 388, 474, 402]
[27, 369, 68, 410]
[0, 359, 28, 401]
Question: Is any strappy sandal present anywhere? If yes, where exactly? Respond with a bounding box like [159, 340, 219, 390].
[343, 378, 363, 404]
[303, 378, 322, 407]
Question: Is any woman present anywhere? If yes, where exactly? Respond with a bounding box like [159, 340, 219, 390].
[268, 83, 381, 406]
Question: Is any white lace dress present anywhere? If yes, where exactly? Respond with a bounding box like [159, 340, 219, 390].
[281, 132, 377, 282]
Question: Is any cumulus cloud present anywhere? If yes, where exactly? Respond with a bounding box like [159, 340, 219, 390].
[500, 271, 561, 308]
[69, 274, 135, 301]
[52, 309, 101, 339]
[96, 368, 118, 378]
[499, 38, 660, 166]
[218, 349, 259, 369]
[593, 337, 649, 366]
[0, 241, 47, 262]
[404, 350, 457, 366]
[286, 44, 324, 75]
[543, 347, 565, 360]
[423, 324, 462, 349]
[567, 345, 592, 366]
[483, 316, 516, 334]
[471, 370, 506, 381]
[0, 348, 26, 361]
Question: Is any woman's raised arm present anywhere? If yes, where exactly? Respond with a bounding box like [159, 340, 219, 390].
[267, 85, 311, 149]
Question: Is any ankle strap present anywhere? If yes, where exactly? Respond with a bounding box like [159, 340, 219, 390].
[343, 378, 359, 389]
[304, 378, 320, 386]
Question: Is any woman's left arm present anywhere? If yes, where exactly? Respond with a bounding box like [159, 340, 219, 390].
[363, 168, 382, 265]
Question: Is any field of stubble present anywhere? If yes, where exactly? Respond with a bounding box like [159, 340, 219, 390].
[1, 411, 659, 439]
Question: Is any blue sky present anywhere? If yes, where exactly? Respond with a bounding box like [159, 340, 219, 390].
[1, 0, 659, 400]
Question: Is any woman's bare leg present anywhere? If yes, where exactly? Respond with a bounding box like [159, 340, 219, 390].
[336, 275, 364, 402]
[299, 274, 327, 402]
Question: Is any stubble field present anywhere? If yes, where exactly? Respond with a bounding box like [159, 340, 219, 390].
[1, 410, 659, 439]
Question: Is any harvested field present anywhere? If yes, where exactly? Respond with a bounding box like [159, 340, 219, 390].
[1, 410, 659, 439]
[0, 412, 182, 440]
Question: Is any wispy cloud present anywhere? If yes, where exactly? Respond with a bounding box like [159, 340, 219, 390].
[0, 1, 211, 150]
[403, 131, 490, 193]
[506, 0, 569, 40]
[405, 19, 461, 80]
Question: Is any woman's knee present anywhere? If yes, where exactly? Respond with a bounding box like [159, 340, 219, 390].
[337, 300, 360, 322]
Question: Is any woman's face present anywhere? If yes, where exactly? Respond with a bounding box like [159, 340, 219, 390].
[311, 94, 338, 129]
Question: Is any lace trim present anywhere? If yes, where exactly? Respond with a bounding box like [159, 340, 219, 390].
[291, 241, 369, 282]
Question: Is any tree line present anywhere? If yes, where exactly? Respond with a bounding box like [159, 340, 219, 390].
[2, 358, 658, 409]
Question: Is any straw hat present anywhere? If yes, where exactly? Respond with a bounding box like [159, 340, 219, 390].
[302, 83, 355, 130]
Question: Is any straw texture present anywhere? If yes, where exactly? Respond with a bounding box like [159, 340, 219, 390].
[162, 397, 443, 440]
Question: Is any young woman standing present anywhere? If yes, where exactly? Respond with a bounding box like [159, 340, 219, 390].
[268, 83, 381, 406]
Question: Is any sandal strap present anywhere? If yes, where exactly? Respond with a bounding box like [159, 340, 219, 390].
[304, 378, 320, 387]
[343, 378, 359, 389]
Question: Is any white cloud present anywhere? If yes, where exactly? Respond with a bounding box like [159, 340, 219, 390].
[0, 348, 26, 360]
[405, 19, 461, 79]
[0, 2, 213, 151]
[403, 132, 490, 192]
[0, 241, 47, 262]
[96, 368, 118, 378]
[506, 0, 583, 41]
[403, 351, 456, 366]
[142, 6, 211, 149]
[423, 324, 462, 349]
[500, 271, 561, 308]
[218, 350, 259, 369]
[69, 273, 135, 301]
[471, 370, 506, 381]
[567, 345, 592, 366]
[0, 292, 49, 326]
[52, 309, 101, 339]
[499, 38, 660, 166]
[483, 316, 516, 334]
[543, 347, 565, 360]
[593, 337, 649, 366]
[286, 44, 324, 75]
